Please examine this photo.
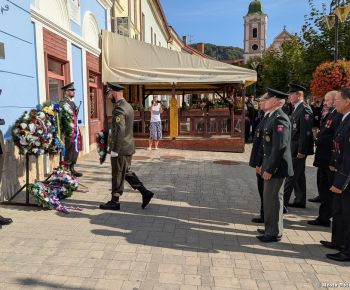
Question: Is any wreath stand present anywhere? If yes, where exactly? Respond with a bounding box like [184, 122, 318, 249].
[2, 154, 53, 207]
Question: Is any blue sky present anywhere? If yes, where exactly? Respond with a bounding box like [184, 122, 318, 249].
[161, 0, 327, 47]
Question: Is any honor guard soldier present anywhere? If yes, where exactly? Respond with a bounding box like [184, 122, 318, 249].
[249, 93, 268, 223]
[100, 83, 155, 211]
[284, 84, 314, 209]
[60, 82, 82, 177]
[325, 87, 350, 262]
[308, 91, 342, 227]
[257, 88, 293, 243]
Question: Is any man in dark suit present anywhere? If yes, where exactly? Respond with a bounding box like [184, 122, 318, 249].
[100, 83, 155, 211]
[326, 87, 350, 262]
[249, 94, 268, 223]
[256, 88, 293, 243]
[60, 82, 82, 177]
[308, 91, 342, 227]
[284, 84, 314, 209]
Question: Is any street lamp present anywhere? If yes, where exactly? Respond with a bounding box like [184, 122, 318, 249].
[250, 60, 259, 97]
[323, 0, 350, 61]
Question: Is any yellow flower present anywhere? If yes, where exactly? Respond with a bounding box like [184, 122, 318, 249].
[43, 106, 54, 116]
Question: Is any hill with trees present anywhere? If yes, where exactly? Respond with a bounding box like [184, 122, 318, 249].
[191, 43, 243, 60]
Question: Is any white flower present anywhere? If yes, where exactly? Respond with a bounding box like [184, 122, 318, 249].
[37, 112, 45, 119]
[23, 113, 30, 120]
[20, 123, 27, 129]
[28, 123, 36, 133]
[37, 129, 43, 134]
[35, 141, 41, 146]
[32, 148, 39, 154]
[19, 137, 28, 145]
[13, 128, 19, 135]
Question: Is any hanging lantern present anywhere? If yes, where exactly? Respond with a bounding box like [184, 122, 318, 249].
[334, 6, 350, 23]
[323, 15, 336, 29]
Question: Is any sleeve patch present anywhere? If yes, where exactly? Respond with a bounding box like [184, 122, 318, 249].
[277, 125, 284, 132]
[115, 116, 121, 123]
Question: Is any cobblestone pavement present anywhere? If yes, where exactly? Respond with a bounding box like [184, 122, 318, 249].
[0, 146, 349, 290]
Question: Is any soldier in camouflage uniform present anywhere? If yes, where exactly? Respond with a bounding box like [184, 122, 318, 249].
[100, 83, 154, 211]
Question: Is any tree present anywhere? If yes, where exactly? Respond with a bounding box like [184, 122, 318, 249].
[301, 0, 350, 85]
[246, 38, 306, 96]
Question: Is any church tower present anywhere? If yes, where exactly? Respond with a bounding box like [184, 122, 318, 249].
[243, 0, 268, 64]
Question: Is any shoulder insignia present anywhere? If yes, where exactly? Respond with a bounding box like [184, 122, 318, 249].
[277, 125, 284, 132]
[115, 116, 121, 123]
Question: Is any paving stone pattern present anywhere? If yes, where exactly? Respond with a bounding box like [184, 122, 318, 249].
[0, 146, 349, 289]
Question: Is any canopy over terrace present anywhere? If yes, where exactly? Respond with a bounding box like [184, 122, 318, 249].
[101, 31, 257, 152]
[101, 30, 257, 88]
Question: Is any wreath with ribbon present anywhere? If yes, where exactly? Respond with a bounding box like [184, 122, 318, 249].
[41, 102, 65, 155]
[59, 101, 74, 137]
[96, 131, 109, 164]
[11, 109, 54, 155]
[28, 166, 80, 213]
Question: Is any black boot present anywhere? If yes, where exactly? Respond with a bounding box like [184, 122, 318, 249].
[0, 215, 12, 226]
[100, 196, 120, 210]
[70, 165, 82, 177]
[138, 186, 154, 209]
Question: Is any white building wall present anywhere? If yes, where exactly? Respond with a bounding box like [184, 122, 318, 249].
[141, 0, 168, 47]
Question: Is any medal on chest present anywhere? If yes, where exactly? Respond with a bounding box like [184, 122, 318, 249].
[325, 119, 333, 128]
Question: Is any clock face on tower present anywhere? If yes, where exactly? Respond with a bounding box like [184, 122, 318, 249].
[252, 44, 259, 51]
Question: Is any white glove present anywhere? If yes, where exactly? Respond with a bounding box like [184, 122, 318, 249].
[110, 151, 118, 157]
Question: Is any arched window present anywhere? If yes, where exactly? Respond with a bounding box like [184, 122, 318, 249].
[252, 28, 258, 39]
[36, 0, 69, 29]
[82, 12, 100, 49]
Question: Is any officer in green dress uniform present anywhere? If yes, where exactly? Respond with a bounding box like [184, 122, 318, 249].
[249, 93, 268, 223]
[99, 83, 154, 210]
[326, 87, 350, 262]
[257, 88, 293, 243]
[61, 82, 82, 177]
[283, 84, 314, 208]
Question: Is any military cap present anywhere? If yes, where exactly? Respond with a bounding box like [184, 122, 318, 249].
[288, 83, 306, 93]
[61, 82, 75, 91]
[266, 88, 289, 99]
[257, 93, 268, 102]
[106, 83, 125, 93]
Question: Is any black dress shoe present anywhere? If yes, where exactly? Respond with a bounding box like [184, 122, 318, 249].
[257, 229, 265, 234]
[0, 216, 13, 226]
[72, 171, 83, 177]
[326, 252, 350, 262]
[251, 217, 264, 223]
[308, 219, 330, 227]
[320, 240, 343, 250]
[308, 196, 321, 203]
[256, 235, 282, 243]
[141, 190, 154, 209]
[99, 200, 120, 210]
[288, 203, 306, 208]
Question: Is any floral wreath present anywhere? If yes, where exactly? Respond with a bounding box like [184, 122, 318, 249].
[41, 102, 65, 155]
[59, 101, 74, 137]
[96, 131, 109, 164]
[12, 109, 54, 156]
[28, 165, 80, 213]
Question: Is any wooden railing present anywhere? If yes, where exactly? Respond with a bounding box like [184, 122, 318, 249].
[133, 108, 244, 139]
